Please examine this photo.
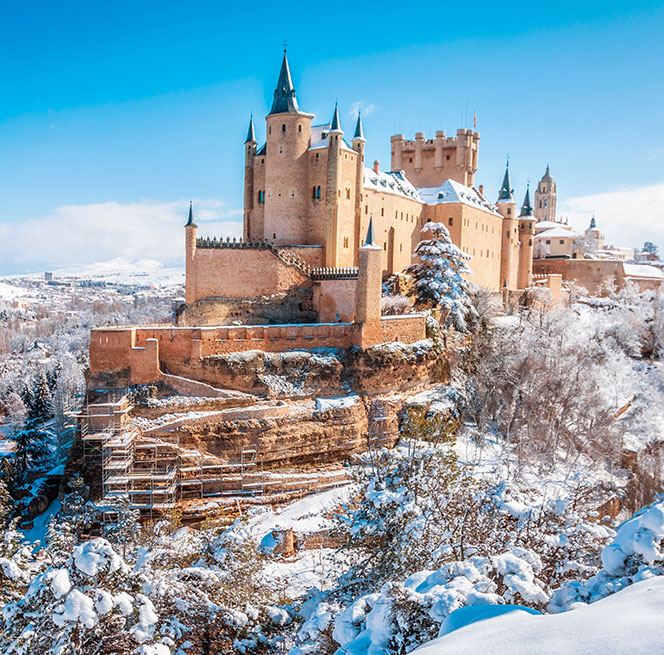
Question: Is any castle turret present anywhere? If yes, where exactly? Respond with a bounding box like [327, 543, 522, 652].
[351, 113, 366, 267]
[184, 202, 198, 304]
[263, 50, 314, 245]
[325, 103, 343, 267]
[354, 218, 384, 348]
[496, 162, 519, 290]
[534, 165, 557, 223]
[243, 115, 257, 240]
[517, 185, 535, 290]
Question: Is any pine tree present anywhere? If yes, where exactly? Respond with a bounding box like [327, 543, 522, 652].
[0, 477, 14, 526]
[30, 370, 54, 423]
[407, 221, 477, 331]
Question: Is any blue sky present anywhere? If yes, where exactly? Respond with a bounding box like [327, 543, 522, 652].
[1, 1, 663, 273]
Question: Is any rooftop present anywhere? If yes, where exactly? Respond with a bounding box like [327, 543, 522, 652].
[418, 179, 501, 216]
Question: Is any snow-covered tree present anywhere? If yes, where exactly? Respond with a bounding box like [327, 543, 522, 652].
[643, 241, 659, 256]
[407, 222, 477, 331]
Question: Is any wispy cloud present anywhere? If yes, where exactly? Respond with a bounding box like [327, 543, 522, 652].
[0, 199, 242, 274]
[558, 182, 664, 250]
[348, 101, 377, 119]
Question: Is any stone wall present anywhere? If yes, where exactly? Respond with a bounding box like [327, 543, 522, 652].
[176, 288, 317, 327]
[187, 246, 311, 304]
[313, 278, 357, 323]
[532, 259, 626, 295]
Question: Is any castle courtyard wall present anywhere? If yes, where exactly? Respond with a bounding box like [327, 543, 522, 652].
[187, 247, 311, 304]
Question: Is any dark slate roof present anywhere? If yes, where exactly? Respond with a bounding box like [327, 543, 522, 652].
[268, 52, 300, 115]
[245, 115, 256, 143]
[353, 113, 364, 140]
[363, 216, 377, 247]
[330, 102, 342, 132]
[185, 201, 197, 228]
[497, 163, 514, 202]
[520, 185, 534, 217]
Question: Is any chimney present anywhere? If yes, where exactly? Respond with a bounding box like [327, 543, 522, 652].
[373, 160, 380, 174]
[478, 184, 484, 196]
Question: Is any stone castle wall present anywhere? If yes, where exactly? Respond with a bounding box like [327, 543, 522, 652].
[89, 314, 427, 389]
[186, 245, 311, 304]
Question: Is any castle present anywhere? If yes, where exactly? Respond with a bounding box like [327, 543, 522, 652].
[90, 51, 556, 389]
[181, 49, 539, 330]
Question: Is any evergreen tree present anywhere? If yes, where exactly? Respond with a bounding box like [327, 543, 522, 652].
[407, 221, 477, 331]
[30, 370, 54, 423]
[0, 477, 14, 526]
[643, 241, 659, 256]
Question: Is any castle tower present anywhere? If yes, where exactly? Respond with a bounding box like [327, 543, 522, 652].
[496, 162, 519, 290]
[355, 218, 384, 348]
[325, 103, 343, 267]
[243, 115, 257, 241]
[534, 165, 557, 223]
[351, 113, 366, 267]
[517, 185, 535, 290]
[263, 50, 314, 245]
[390, 128, 480, 188]
[184, 202, 198, 304]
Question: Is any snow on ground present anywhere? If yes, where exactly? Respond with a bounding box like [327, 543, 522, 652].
[247, 485, 353, 540]
[21, 499, 61, 550]
[315, 395, 360, 411]
[411, 577, 664, 655]
[0, 281, 30, 300]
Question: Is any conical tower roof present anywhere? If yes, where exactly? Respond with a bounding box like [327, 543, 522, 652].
[362, 216, 377, 247]
[497, 162, 514, 203]
[519, 184, 534, 217]
[268, 51, 300, 115]
[244, 115, 256, 143]
[330, 102, 343, 133]
[353, 112, 365, 140]
[185, 201, 197, 228]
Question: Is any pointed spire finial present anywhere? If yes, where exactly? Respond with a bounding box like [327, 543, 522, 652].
[362, 216, 377, 247]
[353, 111, 365, 141]
[269, 49, 299, 115]
[185, 201, 197, 228]
[497, 159, 514, 203]
[330, 102, 343, 133]
[519, 184, 534, 217]
[245, 113, 256, 144]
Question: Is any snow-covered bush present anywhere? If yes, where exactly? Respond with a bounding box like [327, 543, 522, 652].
[407, 222, 477, 331]
[1, 538, 162, 655]
[463, 303, 627, 471]
[550, 499, 664, 612]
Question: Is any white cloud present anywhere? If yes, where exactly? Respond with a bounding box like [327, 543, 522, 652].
[558, 182, 664, 251]
[348, 101, 377, 119]
[0, 199, 242, 274]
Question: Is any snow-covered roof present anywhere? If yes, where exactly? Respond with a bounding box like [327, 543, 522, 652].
[309, 124, 354, 153]
[364, 168, 421, 201]
[623, 264, 664, 279]
[418, 179, 501, 216]
[535, 220, 570, 230]
[534, 227, 579, 239]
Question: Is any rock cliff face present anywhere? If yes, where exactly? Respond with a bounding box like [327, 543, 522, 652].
[77, 338, 450, 510]
[156, 339, 445, 398]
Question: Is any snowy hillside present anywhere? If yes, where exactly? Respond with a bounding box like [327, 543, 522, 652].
[413, 577, 664, 655]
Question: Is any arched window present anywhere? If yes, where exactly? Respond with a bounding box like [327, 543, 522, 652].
[298, 124, 302, 133]
[345, 188, 351, 200]
[282, 124, 286, 132]
[312, 187, 317, 199]
[544, 199, 548, 208]
[448, 217, 453, 226]
[316, 186, 321, 199]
